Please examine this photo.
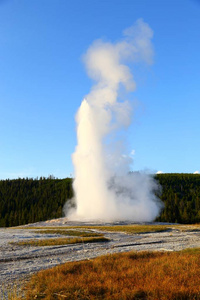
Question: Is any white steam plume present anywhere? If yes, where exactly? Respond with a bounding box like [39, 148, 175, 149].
[67, 19, 162, 221]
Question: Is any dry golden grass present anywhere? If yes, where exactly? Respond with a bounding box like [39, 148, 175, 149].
[16, 249, 200, 300]
[34, 229, 103, 237]
[82, 224, 171, 234]
[11, 236, 109, 247]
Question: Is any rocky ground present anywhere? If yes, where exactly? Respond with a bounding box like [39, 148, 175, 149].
[0, 218, 200, 298]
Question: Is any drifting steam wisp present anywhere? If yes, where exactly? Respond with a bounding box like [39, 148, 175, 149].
[67, 19, 162, 221]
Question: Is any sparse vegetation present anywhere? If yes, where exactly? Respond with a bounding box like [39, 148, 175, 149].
[78, 224, 171, 234]
[14, 249, 200, 300]
[12, 224, 200, 235]
[1, 282, 23, 300]
[12, 224, 171, 234]
[34, 229, 103, 237]
[11, 236, 109, 247]
[170, 224, 200, 232]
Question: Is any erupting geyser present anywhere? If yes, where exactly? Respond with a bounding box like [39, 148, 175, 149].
[66, 19, 163, 221]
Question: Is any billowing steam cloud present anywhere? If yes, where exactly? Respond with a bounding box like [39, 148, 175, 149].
[67, 19, 162, 221]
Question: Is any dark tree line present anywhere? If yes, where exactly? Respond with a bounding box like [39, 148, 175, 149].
[155, 173, 200, 224]
[0, 177, 73, 227]
[0, 174, 200, 227]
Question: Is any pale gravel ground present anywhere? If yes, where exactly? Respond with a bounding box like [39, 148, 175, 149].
[0, 218, 200, 298]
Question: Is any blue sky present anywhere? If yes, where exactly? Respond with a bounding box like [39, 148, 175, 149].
[0, 0, 200, 179]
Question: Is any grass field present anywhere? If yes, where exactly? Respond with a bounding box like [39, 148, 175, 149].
[14, 248, 200, 300]
[6, 224, 200, 299]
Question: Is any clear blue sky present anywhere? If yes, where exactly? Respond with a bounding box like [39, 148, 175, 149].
[0, 0, 200, 179]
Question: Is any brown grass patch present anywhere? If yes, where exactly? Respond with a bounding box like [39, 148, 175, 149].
[84, 224, 170, 234]
[16, 249, 200, 299]
[11, 236, 109, 247]
[34, 229, 103, 237]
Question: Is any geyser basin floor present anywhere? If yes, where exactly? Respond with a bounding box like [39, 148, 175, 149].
[0, 218, 200, 298]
